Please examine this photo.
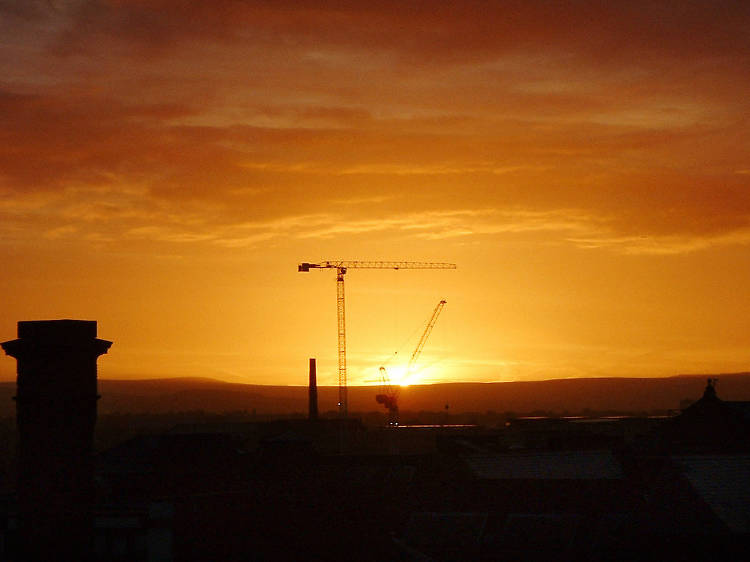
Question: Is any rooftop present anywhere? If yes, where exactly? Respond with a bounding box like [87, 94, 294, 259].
[465, 450, 624, 480]
[674, 454, 750, 534]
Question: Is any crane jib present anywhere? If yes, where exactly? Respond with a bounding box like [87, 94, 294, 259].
[299, 261, 456, 271]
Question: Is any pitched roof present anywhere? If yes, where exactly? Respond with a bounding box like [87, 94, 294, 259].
[465, 450, 623, 480]
[673, 454, 750, 534]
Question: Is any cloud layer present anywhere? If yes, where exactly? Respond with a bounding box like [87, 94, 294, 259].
[1, 1, 749, 254]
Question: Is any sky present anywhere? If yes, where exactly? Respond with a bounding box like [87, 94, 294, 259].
[1, 1, 749, 386]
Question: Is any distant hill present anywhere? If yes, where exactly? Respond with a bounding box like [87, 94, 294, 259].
[1, 373, 749, 417]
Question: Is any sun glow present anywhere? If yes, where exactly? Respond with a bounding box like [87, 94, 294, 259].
[381, 365, 408, 387]
[377, 363, 445, 387]
[405, 364, 445, 386]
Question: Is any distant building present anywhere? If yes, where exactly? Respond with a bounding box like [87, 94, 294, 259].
[661, 378, 750, 453]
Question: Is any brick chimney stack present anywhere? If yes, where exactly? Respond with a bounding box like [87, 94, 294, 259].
[309, 358, 319, 421]
[2, 320, 112, 561]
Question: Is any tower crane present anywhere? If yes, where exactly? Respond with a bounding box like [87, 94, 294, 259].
[298, 261, 456, 417]
[377, 299, 447, 426]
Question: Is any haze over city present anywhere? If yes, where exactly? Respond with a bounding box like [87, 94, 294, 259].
[2, 1, 750, 386]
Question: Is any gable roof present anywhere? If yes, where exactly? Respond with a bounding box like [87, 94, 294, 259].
[465, 450, 623, 480]
[673, 454, 750, 534]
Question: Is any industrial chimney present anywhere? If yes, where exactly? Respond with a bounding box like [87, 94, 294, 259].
[1, 320, 112, 561]
[308, 358, 318, 421]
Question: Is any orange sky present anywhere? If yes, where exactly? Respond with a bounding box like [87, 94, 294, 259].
[1, 1, 749, 386]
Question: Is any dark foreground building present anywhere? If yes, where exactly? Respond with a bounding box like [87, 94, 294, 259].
[1, 320, 111, 561]
[1, 323, 749, 560]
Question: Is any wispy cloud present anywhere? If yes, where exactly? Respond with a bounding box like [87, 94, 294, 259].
[568, 228, 750, 256]
[1, 1, 748, 257]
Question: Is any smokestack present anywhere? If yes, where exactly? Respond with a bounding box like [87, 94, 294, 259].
[308, 358, 318, 421]
[1, 320, 112, 561]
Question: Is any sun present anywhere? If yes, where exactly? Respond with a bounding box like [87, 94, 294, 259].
[403, 364, 445, 386]
[371, 361, 447, 388]
[384, 365, 409, 387]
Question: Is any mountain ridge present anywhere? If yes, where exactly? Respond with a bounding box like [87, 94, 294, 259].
[1, 372, 748, 416]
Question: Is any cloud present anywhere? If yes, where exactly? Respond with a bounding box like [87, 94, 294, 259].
[43, 2, 750, 67]
[568, 228, 750, 256]
[1, 1, 748, 257]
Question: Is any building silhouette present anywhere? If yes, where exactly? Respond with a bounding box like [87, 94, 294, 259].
[1, 322, 749, 560]
[1, 320, 111, 561]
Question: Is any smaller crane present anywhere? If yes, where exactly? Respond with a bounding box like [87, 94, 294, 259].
[377, 299, 447, 426]
[376, 366, 399, 426]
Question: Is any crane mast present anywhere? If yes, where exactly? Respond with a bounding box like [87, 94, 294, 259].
[298, 261, 455, 417]
[336, 269, 346, 414]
